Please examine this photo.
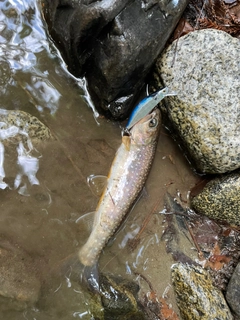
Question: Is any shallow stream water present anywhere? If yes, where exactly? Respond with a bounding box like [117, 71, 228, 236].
[0, 1, 200, 319]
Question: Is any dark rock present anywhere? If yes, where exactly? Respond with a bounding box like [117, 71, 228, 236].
[42, 0, 188, 120]
[99, 273, 145, 320]
[191, 172, 240, 226]
[162, 193, 199, 265]
[172, 263, 233, 320]
[226, 262, 240, 318]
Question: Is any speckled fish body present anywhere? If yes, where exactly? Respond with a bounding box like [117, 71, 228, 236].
[78, 109, 161, 267]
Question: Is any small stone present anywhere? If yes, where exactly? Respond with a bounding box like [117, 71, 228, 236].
[191, 172, 240, 226]
[172, 263, 233, 320]
[226, 262, 240, 317]
[155, 29, 240, 174]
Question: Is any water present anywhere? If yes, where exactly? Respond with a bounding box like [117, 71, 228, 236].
[0, 1, 199, 319]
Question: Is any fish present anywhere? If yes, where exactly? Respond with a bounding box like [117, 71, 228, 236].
[78, 109, 161, 268]
[58, 109, 161, 292]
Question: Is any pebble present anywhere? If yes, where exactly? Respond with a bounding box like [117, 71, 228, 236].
[155, 29, 240, 174]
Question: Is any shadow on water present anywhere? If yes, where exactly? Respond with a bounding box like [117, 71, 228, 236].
[0, 1, 200, 319]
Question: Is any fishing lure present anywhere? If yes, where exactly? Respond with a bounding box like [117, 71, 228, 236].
[126, 87, 176, 130]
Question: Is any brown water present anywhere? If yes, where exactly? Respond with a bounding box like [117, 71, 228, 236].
[0, 1, 200, 319]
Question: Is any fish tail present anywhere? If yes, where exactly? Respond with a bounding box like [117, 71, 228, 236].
[57, 253, 99, 293]
[81, 263, 99, 293]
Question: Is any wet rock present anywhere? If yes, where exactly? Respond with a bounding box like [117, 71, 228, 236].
[0, 109, 53, 145]
[99, 273, 145, 320]
[172, 263, 233, 320]
[191, 172, 240, 226]
[42, 0, 188, 120]
[226, 262, 240, 318]
[43, 260, 145, 320]
[162, 193, 199, 264]
[0, 236, 41, 310]
[155, 29, 240, 174]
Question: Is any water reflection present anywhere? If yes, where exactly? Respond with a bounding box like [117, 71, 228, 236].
[0, 119, 41, 193]
[15, 141, 39, 189]
[0, 142, 7, 189]
[0, 0, 60, 115]
[0, 0, 48, 68]
[0, 0, 97, 117]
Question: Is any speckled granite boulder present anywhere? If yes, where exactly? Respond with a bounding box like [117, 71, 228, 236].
[191, 172, 240, 226]
[155, 29, 240, 174]
[172, 263, 233, 320]
[226, 262, 240, 317]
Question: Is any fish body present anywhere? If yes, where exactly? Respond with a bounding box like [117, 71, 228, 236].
[78, 109, 161, 267]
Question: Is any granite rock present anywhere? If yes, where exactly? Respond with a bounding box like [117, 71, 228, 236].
[191, 172, 240, 226]
[226, 262, 240, 318]
[155, 29, 240, 174]
[172, 263, 233, 320]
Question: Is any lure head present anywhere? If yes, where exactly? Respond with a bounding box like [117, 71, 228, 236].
[130, 108, 161, 146]
[126, 87, 176, 130]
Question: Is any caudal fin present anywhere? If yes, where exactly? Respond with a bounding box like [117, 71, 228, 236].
[58, 253, 99, 293]
[81, 263, 99, 293]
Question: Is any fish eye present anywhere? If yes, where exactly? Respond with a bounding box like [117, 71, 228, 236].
[149, 118, 158, 127]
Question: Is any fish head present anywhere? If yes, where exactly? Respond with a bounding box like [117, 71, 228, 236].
[130, 108, 161, 146]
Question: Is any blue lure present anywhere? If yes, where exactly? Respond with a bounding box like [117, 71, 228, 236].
[126, 87, 176, 130]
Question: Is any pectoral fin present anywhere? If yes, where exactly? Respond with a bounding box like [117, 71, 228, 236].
[87, 174, 107, 197]
[76, 211, 96, 233]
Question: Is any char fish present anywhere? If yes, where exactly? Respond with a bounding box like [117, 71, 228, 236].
[78, 108, 161, 267]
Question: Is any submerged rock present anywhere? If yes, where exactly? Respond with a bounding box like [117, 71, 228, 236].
[42, 0, 188, 120]
[0, 109, 53, 190]
[226, 262, 240, 318]
[155, 29, 240, 174]
[191, 172, 240, 226]
[0, 236, 40, 310]
[172, 263, 233, 320]
[99, 273, 145, 320]
[43, 260, 145, 320]
[0, 109, 53, 144]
